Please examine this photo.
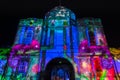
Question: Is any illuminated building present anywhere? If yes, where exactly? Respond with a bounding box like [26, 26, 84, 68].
[0, 48, 10, 80]
[0, 6, 120, 80]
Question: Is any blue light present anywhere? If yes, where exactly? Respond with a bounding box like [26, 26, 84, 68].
[24, 27, 34, 45]
[86, 27, 90, 46]
[19, 27, 26, 44]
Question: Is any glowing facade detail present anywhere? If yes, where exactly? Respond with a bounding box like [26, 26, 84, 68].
[0, 6, 119, 80]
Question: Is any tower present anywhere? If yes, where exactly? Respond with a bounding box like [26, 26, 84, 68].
[2, 6, 117, 80]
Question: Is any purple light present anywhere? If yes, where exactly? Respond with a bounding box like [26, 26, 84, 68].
[101, 57, 113, 69]
[115, 60, 120, 73]
[31, 39, 40, 50]
[9, 57, 19, 68]
[79, 39, 90, 53]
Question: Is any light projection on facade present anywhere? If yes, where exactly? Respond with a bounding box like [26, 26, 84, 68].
[0, 6, 120, 80]
[0, 48, 10, 80]
[110, 48, 120, 79]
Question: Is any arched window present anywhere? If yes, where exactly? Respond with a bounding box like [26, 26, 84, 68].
[45, 6, 76, 20]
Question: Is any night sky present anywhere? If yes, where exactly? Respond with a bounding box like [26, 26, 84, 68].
[0, 0, 120, 48]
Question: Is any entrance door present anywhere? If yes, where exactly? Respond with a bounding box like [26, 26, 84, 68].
[45, 58, 75, 80]
[51, 65, 70, 80]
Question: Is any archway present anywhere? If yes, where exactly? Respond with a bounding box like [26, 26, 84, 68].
[45, 58, 75, 80]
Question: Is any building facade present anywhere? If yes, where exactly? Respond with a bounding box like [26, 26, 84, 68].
[0, 6, 119, 80]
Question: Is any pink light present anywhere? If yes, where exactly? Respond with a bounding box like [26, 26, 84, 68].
[12, 44, 23, 51]
[31, 39, 40, 49]
[32, 64, 39, 74]
[35, 45, 38, 48]
[82, 47, 85, 50]
[106, 68, 115, 80]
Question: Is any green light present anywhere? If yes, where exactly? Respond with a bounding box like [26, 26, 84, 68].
[59, 61, 62, 64]
[0, 48, 10, 55]
[80, 74, 89, 80]
[0, 56, 6, 59]
[104, 54, 108, 58]
[100, 70, 107, 80]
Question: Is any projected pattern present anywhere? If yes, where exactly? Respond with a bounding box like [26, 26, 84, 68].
[0, 6, 119, 80]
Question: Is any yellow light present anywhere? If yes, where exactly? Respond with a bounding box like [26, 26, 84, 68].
[109, 48, 120, 55]
[82, 61, 87, 68]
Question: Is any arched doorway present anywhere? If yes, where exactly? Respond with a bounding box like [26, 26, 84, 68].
[45, 58, 75, 80]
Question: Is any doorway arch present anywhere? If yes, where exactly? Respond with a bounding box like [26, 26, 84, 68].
[45, 57, 75, 80]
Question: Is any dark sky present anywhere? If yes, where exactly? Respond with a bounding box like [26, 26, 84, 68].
[0, 0, 120, 48]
